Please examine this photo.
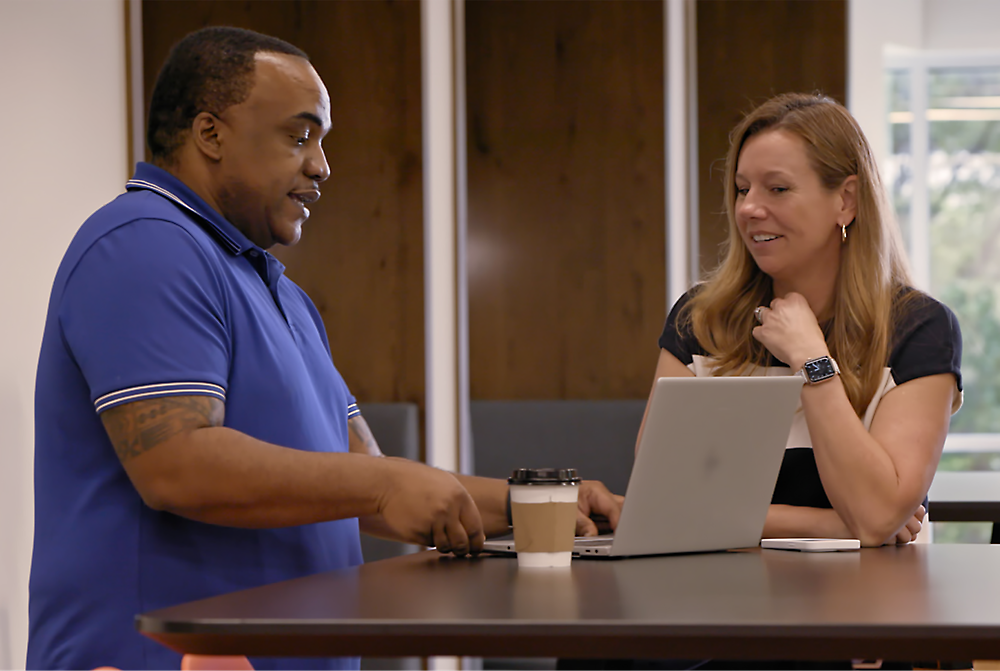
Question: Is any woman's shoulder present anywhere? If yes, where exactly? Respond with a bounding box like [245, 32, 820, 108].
[674, 284, 703, 306]
[660, 285, 709, 361]
[664, 285, 705, 324]
[888, 287, 962, 385]
[892, 287, 961, 341]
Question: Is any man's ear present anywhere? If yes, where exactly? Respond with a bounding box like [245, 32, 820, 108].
[838, 175, 858, 227]
[190, 112, 223, 161]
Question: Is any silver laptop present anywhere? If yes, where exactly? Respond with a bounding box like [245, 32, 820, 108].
[484, 375, 804, 558]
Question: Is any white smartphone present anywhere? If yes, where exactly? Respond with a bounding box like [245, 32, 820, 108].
[760, 538, 861, 552]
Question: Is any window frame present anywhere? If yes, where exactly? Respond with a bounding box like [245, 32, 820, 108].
[884, 48, 1000, 455]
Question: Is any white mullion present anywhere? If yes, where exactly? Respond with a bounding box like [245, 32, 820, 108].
[665, 0, 691, 307]
[664, 0, 699, 308]
[685, 0, 699, 284]
[453, 0, 473, 480]
[422, 0, 459, 475]
[128, 0, 144, 169]
[909, 63, 931, 291]
[422, 4, 463, 671]
[887, 49, 1000, 70]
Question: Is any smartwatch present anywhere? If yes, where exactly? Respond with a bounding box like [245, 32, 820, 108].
[799, 355, 840, 385]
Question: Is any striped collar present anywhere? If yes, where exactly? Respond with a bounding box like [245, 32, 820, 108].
[125, 162, 256, 257]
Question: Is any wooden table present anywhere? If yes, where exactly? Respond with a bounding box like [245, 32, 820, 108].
[138, 544, 1000, 662]
[928, 471, 1000, 543]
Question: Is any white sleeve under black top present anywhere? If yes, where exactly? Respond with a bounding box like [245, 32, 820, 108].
[658, 288, 963, 509]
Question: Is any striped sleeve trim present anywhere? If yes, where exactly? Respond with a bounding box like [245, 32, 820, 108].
[94, 382, 227, 414]
[347, 402, 361, 419]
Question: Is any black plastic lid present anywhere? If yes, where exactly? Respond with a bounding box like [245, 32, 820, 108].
[508, 468, 581, 485]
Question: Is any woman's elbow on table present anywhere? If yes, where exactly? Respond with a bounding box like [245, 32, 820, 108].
[850, 503, 923, 548]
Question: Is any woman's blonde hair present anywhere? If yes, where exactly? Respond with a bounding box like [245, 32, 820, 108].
[682, 92, 914, 415]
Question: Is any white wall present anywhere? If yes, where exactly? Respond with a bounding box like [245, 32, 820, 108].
[848, 0, 923, 169]
[923, 0, 1000, 50]
[0, 1, 128, 667]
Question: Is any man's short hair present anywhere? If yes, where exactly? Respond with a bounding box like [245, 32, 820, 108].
[146, 26, 309, 164]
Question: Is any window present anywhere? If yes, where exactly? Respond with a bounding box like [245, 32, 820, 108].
[886, 51, 1000, 542]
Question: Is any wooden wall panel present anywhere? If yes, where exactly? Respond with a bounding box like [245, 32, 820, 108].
[465, 0, 667, 401]
[141, 0, 424, 406]
[696, 0, 847, 274]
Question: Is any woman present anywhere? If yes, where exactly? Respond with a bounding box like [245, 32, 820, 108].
[644, 93, 962, 547]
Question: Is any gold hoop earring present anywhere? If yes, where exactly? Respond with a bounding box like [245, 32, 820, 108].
[841, 224, 848, 243]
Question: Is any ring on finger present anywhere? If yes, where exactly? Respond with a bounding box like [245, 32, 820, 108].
[754, 306, 766, 325]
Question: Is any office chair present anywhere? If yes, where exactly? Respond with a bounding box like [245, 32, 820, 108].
[470, 399, 641, 495]
[357, 402, 422, 563]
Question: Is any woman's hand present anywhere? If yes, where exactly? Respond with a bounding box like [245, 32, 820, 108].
[752, 292, 830, 370]
[890, 504, 925, 545]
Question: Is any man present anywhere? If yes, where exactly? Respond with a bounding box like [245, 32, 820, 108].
[28, 26, 623, 671]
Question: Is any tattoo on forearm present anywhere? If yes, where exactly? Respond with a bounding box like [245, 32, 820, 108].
[101, 396, 225, 463]
[348, 416, 382, 456]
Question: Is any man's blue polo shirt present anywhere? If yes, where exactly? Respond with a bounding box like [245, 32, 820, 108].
[29, 163, 363, 671]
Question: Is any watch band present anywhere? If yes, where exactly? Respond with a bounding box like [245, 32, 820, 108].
[798, 355, 840, 384]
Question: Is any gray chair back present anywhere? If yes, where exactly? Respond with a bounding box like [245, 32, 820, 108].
[357, 402, 421, 563]
[469, 399, 643, 497]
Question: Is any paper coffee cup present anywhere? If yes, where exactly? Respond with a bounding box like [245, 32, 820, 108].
[508, 468, 580, 568]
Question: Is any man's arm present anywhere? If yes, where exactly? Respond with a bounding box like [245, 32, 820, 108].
[344, 414, 508, 542]
[347, 414, 383, 457]
[346, 414, 624, 540]
[102, 395, 484, 554]
[346, 413, 433, 545]
[452, 474, 624, 538]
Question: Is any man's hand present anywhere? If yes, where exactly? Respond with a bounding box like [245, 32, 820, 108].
[574, 480, 625, 537]
[891, 504, 925, 544]
[369, 457, 486, 556]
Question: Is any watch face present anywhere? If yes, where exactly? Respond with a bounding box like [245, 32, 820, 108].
[804, 357, 836, 382]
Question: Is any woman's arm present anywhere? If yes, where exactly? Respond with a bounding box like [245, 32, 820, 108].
[754, 293, 958, 546]
[763, 503, 925, 544]
[801, 373, 953, 546]
[763, 505, 853, 539]
[635, 349, 695, 455]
